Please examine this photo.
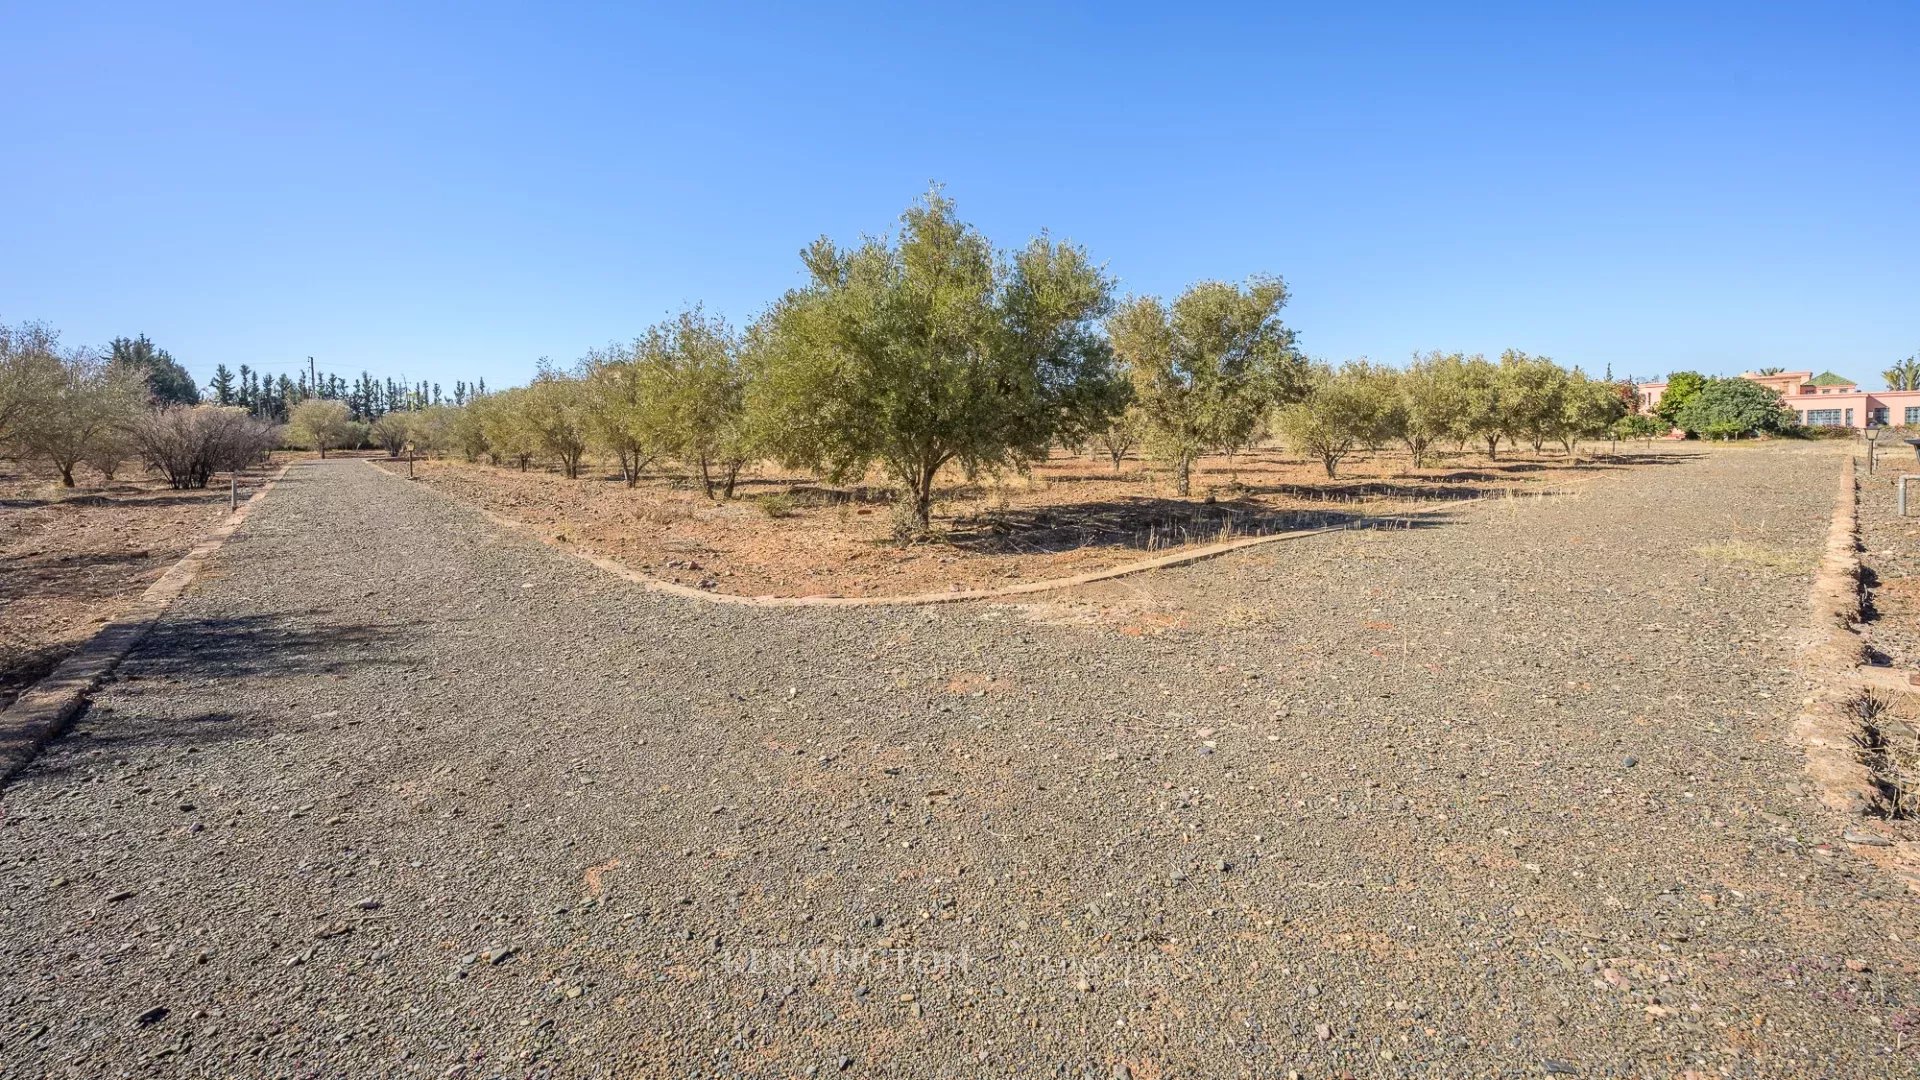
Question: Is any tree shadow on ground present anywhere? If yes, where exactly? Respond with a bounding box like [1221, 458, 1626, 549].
[0, 490, 237, 512]
[936, 496, 1451, 556]
[119, 611, 413, 682]
[17, 614, 414, 776]
[1235, 479, 1498, 503]
[41, 709, 265, 766]
[1, 551, 165, 601]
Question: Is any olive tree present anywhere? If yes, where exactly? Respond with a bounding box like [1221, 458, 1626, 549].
[1108, 277, 1299, 496]
[407, 404, 458, 457]
[520, 364, 591, 478]
[1337, 360, 1404, 452]
[1450, 354, 1504, 457]
[286, 398, 361, 458]
[658, 308, 754, 499]
[580, 342, 664, 486]
[475, 389, 539, 469]
[444, 401, 490, 461]
[1612, 412, 1668, 446]
[1093, 405, 1143, 471]
[1553, 373, 1627, 458]
[369, 411, 413, 457]
[1393, 352, 1478, 469]
[749, 189, 1119, 533]
[1275, 361, 1397, 477]
[0, 320, 62, 447]
[1497, 350, 1570, 453]
[10, 345, 146, 486]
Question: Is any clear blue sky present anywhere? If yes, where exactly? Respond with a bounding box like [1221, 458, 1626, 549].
[4, 2, 1915, 391]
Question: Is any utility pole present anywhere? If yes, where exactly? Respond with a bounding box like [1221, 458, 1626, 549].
[308, 356, 317, 398]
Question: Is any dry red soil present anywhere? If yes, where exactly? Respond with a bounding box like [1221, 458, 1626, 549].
[0, 459, 287, 709]
[375, 445, 1632, 598]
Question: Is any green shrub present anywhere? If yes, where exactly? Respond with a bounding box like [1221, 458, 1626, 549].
[755, 492, 798, 518]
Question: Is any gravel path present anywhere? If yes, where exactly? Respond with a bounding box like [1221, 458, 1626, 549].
[3, 446, 1914, 1079]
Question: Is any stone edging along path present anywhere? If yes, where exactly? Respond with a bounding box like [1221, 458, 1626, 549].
[369, 458, 1501, 608]
[0, 465, 292, 789]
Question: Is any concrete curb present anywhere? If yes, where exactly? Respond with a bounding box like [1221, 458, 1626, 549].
[368, 459, 1495, 608]
[0, 464, 291, 791]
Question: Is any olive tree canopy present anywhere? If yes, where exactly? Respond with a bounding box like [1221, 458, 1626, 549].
[1108, 278, 1300, 495]
[748, 189, 1119, 532]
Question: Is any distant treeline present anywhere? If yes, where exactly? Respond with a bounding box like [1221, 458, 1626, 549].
[201, 361, 489, 424]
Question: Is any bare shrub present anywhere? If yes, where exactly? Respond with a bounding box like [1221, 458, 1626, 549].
[130, 405, 278, 489]
[84, 432, 132, 481]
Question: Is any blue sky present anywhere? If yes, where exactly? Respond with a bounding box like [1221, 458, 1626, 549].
[3, 2, 1915, 391]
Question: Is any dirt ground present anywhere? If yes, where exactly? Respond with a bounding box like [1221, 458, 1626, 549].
[374, 444, 1659, 598]
[0, 458, 286, 710]
[6, 442, 1914, 1078]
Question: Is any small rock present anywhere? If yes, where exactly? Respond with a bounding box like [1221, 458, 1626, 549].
[1542, 1062, 1579, 1076]
[134, 1006, 169, 1027]
[1844, 958, 1870, 973]
[484, 945, 517, 965]
[354, 897, 382, 910]
[1315, 1022, 1333, 1042]
[105, 890, 135, 903]
[1620, 755, 1639, 769]
[1842, 829, 1892, 847]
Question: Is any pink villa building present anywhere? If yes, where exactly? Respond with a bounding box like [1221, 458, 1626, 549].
[1636, 370, 1920, 431]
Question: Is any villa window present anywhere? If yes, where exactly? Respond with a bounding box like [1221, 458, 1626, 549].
[1806, 409, 1844, 427]
[1871, 408, 1889, 426]
[1907, 407, 1920, 425]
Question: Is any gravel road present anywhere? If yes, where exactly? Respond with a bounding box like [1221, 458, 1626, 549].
[3, 446, 1914, 1079]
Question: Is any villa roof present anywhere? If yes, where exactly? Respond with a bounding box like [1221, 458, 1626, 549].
[1809, 371, 1855, 387]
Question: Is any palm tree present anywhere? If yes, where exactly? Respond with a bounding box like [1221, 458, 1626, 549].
[1754, 366, 1785, 376]
[1884, 355, 1920, 392]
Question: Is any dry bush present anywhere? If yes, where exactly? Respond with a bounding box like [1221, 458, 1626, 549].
[129, 405, 278, 489]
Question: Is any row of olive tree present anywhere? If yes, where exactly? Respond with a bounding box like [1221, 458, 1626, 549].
[1272, 351, 1631, 477]
[374, 190, 1673, 529]
[1, 319, 277, 488]
[403, 190, 1305, 530]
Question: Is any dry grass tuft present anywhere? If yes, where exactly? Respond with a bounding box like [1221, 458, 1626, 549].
[1694, 540, 1816, 573]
